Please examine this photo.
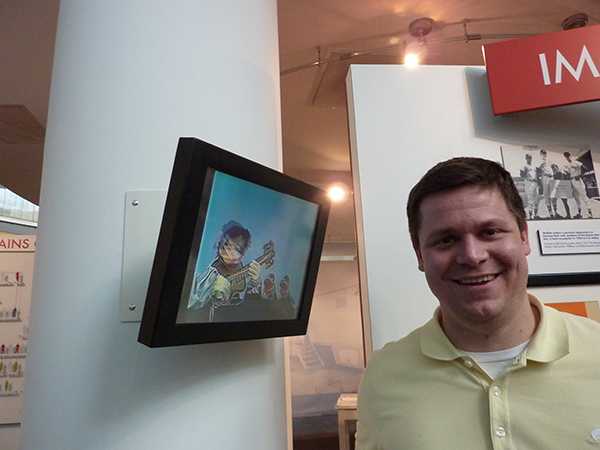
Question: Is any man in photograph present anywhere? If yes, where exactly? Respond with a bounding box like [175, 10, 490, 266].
[356, 157, 600, 449]
[563, 151, 594, 219]
[550, 162, 574, 219]
[519, 153, 538, 219]
[536, 149, 557, 218]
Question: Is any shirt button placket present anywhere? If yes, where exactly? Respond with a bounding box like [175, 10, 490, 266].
[489, 383, 511, 449]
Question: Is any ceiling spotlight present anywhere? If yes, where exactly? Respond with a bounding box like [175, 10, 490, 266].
[404, 52, 420, 67]
[327, 184, 347, 203]
[408, 17, 435, 40]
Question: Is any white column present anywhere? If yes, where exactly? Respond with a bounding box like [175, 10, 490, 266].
[22, 2, 285, 450]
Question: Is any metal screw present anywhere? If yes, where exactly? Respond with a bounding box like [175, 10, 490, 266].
[131, 200, 139, 206]
[128, 304, 136, 311]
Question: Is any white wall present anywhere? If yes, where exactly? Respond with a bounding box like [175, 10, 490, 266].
[21, 2, 286, 450]
[347, 65, 600, 351]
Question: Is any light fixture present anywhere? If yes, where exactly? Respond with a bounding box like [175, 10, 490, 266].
[404, 52, 420, 67]
[561, 13, 588, 30]
[327, 184, 347, 203]
[408, 17, 435, 41]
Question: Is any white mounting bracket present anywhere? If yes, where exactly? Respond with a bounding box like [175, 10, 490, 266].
[119, 190, 166, 322]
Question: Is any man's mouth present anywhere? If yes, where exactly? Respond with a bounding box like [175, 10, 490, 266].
[453, 274, 499, 286]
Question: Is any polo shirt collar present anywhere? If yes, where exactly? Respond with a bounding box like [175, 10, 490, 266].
[419, 312, 462, 361]
[419, 294, 570, 363]
[526, 294, 570, 363]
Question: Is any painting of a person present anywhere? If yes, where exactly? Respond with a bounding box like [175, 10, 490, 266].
[187, 221, 261, 321]
[279, 275, 291, 301]
[262, 273, 277, 300]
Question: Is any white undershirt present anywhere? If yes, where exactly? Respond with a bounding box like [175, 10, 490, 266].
[464, 340, 529, 379]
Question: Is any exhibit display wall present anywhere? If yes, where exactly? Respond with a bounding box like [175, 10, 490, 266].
[21, 2, 287, 450]
[347, 65, 600, 351]
[290, 260, 363, 430]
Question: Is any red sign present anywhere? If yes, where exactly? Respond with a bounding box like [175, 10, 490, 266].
[483, 25, 600, 115]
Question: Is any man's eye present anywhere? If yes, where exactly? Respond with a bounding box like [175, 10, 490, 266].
[483, 229, 499, 237]
[436, 236, 455, 246]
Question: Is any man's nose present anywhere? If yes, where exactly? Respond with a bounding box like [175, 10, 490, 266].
[455, 235, 488, 267]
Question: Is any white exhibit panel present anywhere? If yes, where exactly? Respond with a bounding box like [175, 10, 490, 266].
[22, 2, 286, 450]
[346, 65, 600, 351]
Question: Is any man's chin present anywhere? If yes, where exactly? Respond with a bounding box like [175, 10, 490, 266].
[461, 300, 504, 323]
[442, 296, 504, 324]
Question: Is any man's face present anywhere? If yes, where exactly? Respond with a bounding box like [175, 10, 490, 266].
[414, 186, 530, 327]
[219, 236, 246, 266]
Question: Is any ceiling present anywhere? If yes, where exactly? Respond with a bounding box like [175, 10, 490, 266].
[277, 0, 600, 242]
[3, 0, 600, 241]
[0, 0, 58, 204]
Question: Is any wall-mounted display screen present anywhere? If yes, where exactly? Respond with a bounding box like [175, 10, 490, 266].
[138, 138, 330, 347]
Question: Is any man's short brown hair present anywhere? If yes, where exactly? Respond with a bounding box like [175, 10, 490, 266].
[407, 157, 526, 246]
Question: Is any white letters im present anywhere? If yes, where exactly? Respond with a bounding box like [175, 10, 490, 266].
[538, 45, 600, 85]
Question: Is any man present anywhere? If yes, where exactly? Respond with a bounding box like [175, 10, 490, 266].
[536, 149, 557, 218]
[519, 153, 539, 219]
[549, 161, 574, 219]
[563, 151, 594, 219]
[356, 157, 600, 449]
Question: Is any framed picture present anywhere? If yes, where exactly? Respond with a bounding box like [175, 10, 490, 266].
[138, 138, 330, 347]
[500, 143, 600, 287]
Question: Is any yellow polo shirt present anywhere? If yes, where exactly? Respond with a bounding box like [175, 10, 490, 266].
[356, 296, 600, 449]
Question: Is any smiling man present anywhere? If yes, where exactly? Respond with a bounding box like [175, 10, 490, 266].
[356, 157, 600, 450]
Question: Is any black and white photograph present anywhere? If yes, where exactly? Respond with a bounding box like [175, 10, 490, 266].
[501, 144, 600, 221]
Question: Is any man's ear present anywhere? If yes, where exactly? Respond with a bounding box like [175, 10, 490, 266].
[520, 221, 531, 256]
[413, 240, 425, 272]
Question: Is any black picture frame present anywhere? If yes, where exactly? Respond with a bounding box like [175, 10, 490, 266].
[138, 137, 330, 347]
[528, 272, 600, 287]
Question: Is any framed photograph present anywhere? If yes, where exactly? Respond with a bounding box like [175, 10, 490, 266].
[138, 138, 330, 347]
[500, 144, 599, 221]
[500, 143, 600, 286]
